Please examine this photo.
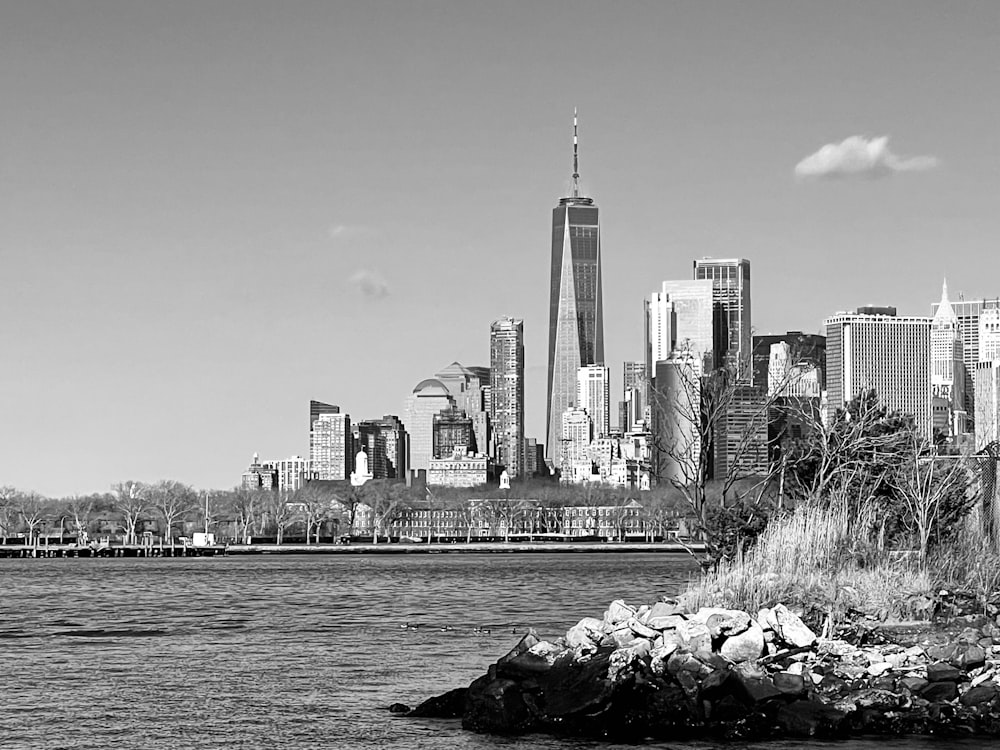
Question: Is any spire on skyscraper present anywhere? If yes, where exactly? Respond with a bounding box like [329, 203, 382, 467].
[572, 107, 580, 198]
[934, 277, 957, 322]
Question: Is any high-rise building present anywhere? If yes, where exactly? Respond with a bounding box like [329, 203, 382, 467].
[693, 258, 751, 372]
[765, 342, 822, 398]
[622, 361, 647, 431]
[931, 295, 1000, 416]
[980, 308, 1000, 364]
[825, 308, 932, 438]
[435, 362, 490, 456]
[432, 406, 474, 459]
[650, 355, 703, 486]
[751, 332, 826, 393]
[356, 415, 408, 480]
[930, 281, 967, 438]
[576, 364, 610, 438]
[546, 112, 604, 467]
[560, 406, 594, 483]
[405, 379, 455, 473]
[310, 411, 352, 480]
[262, 455, 315, 494]
[309, 400, 339, 431]
[713, 386, 770, 480]
[490, 317, 525, 478]
[975, 362, 1000, 451]
[241, 453, 278, 491]
[646, 280, 715, 374]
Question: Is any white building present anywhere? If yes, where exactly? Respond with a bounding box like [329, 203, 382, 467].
[310, 412, 352, 480]
[930, 281, 968, 438]
[768, 341, 821, 398]
[262, 456, 315, 494]
[825, 308, 932, 438]
[427, 446, 488, 488]
[975, 362, 1000, 451]
[560, 407, 594, 483]
[577, 364, 610, 438]
[980, 308, 1000, 364]
[647, 280, 714, 373]
[405, 379, 455, 474]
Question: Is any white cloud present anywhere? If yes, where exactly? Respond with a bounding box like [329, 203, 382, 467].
[794, 135, 938, 179]
[349, 269, 389, 299]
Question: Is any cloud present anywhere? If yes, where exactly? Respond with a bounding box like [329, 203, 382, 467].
[349, 269, 389, 299]
[794, 136, 938, 179]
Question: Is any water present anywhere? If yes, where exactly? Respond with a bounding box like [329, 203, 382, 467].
[0, 553, 993, 749]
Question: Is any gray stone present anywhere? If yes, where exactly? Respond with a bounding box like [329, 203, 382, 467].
[676, 619, 712, 652]
[720, 621, 765, 664]
[605, 599, 636, 627]
[627, 617, 660, 640]
[761, 604, 816, 648]
[927, 661, 963, 682]
[647, 613, 686, 631]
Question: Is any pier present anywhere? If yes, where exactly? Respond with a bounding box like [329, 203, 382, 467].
[0, 541, 227, 558]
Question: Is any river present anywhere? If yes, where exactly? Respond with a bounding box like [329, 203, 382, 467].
[0, 553, 993, 749]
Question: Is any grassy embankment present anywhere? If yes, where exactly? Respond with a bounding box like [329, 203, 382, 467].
[679, 497, 1000, 629]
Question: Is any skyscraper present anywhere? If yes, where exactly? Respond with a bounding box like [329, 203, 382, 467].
[975, 362, 1000, 451]
[356, 415, 408, 480]
[576, 364, 610, 439]
[930, 280, 967, 437]
[490, 317, 525, 478]
[546, 111, 603, 467]
[405, 379, 455, 474]
[930, 295, 1000, 416]
[646, 280, 714, 375]
[435, 362, 490, 456]
[310, 411, 352, 480]
[825, 308, 932, 438]
[693, 258, 751, 372]
[621, 361, 647, 431]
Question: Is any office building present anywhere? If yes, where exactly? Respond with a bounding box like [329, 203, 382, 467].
[650, 355, 703, 486]
[930, 281, 968, 438]
[980, 308, 1000, 364]
[975, 362, 1000, 451]
[310, 411, 352, 480]
[765, 341, 822, 398]
[693, 258, 751, 372]
[931, 295, 1000, 415]
[405, 379, 455, 473]
[713, 386, 770, 479]
[356, 415, 408, 480]
[751, 332, 826, 393]
[435, 362, 490, 456]
[560, 406, 594, 483]
[825, 308, 932, 438]
[262, 456, 315, 494]
[646, 280, 714, 374]
[621, 361, 647, 431]
[241, 453, 278, 491]
[490, 317, 525, 478]
[577, 364, 610, 438]
[546, 112, 604, 467]
[427, 446, 489, 488]
[432, 406, 474, 459]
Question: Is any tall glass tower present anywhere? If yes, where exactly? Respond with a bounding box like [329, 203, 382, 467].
[546, 111, 604, 467]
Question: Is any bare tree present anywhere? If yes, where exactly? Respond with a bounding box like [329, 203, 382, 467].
[264, 491, 297, 545]
[111, 481, 147, 544]
[294, 484, 334, 544]
[365, 480, 411, 543]
[0, 486, 17, 539]
[227, 488, 264, 543]
[64, 495, 96, 542]
[17, 492, 49, 544]
[147, 480, 198, 544]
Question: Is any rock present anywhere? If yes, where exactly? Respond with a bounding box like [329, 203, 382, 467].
[776, 700, 848, 738]
[667, 650, 712, 678]
[565, 617, 605, 650]
[647, 613, 686, 631]
[921, 681, 959, 702]
[676, 619, 712, 652]
[900, 676, 929, 694]
[692, 607, 750, 636]
[737, 673, 783, 703]
[720, 621, 765, 664]
[961, 683, 999, 707]
[407, 687, 467, 718]
[649, 641, 679, 675]
[627, 617, 660, 640]
[611, 626, 638, 648]
[761, 604, 816, 648]
[953, 643, 987, 671]
[462, 676, 535, 733]
[853, 688, 904, 710]
[927, 661, 963, 683]
[648, 599, 684, 619]
[773, 671, 807, 696]
[867, 661, 893, 677]
[388, 702, 411, 714]
[605, 599, 636, 627]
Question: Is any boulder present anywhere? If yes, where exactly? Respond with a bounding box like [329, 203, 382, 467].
[627, 617, 660, 640]
[462, 675, 535, 734]
[605, 599, 636, 627]
[649, 641, 680, 676]
[720, 621, 765, 664]
[676, 619, 712, 652]
[961, 683, 999, 707]
[647, 613, 686, 631]
[773, 671, 807, 696]
[927, 662, 963, 683]
[952, 643, 987, 671]
[776, 700, 848, 738]
[407, 687, 467, 718]
[921, 681, 959, 702]
[760, 604, 816, 648]
[565, 617, 605, 650]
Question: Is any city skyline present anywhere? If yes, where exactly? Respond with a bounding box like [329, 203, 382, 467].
[3, 2, 998, 495]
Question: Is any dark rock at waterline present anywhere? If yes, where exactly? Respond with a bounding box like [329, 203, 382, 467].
[407, 687, 467, 719]
[387, 703, 411, 714]
[407, 598, 1000, 741]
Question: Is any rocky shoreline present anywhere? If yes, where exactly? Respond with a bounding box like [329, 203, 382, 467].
[398, 598, 1000, 741]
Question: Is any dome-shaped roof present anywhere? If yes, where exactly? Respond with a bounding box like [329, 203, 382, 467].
[412, 378, 449, 396]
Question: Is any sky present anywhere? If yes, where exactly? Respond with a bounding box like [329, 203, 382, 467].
[2, 1, 998, 496]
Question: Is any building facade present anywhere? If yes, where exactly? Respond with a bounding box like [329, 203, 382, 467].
[490, 317, 525, 478]
[310, 411, 352, 480]
[930, 281, 968, 438]
[648, 280, 715, 375]
[931, 296, 1000, 417]
[622, 361, 647, 431]
[546, 113, 604, 468]
[825, 309, 932, 438]
[693, 258, 751, 372]
[405, 379, 455, 474]
[975, 362, 1000, 451]
[262, 455, 315, 494]
[356, 415, 408, 480]
[751, 332, 826, 393]
[577, 364, 610, 438]
[427, 447, 489, 488]
[241, 453, 278, 491]
[435, 362, 490, 457]
[560, 406, 594, 483]
[432, 406, 474, 459]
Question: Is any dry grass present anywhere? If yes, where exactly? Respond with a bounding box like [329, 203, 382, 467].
[678, 498, 935, 625]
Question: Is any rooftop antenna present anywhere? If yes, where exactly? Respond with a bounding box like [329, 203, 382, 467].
[572, 107, 580, 198]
